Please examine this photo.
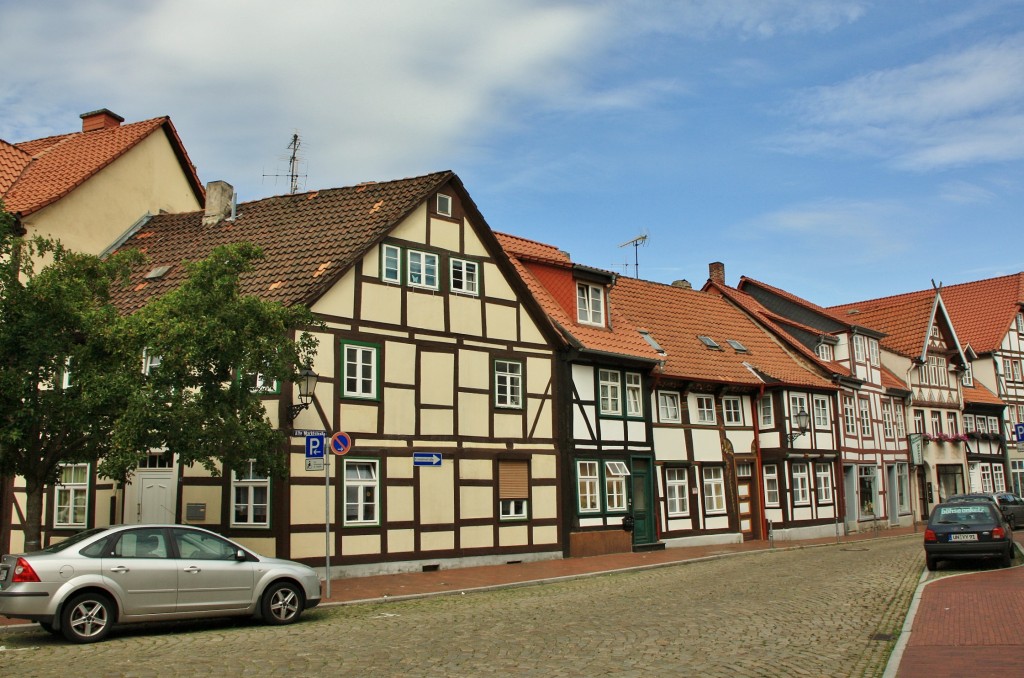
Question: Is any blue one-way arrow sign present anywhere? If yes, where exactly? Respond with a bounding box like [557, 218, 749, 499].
[413, 452, 442, 467]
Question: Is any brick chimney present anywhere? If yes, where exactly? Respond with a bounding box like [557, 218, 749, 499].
[80, 108, 125, 132]
[203, 181, 235, 226]
[709, 262, 725, 285]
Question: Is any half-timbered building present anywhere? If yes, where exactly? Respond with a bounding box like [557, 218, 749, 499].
[84, 171, 564, 577]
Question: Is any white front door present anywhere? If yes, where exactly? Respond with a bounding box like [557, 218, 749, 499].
[138, 473, 176, 523]
[124, 450, 178, 524]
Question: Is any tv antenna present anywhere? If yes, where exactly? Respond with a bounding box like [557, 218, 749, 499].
[618, 230, 648, 278]
[263, 132, 307, 194]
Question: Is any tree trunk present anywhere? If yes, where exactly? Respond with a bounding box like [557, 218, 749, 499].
[22, 476, 44, 552]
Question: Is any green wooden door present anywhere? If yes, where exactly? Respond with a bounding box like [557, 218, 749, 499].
[631, 457, 656, 545]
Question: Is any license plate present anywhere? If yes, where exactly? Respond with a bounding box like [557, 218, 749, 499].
[949, 533, 978, 542]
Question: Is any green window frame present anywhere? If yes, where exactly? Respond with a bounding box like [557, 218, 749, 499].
[341, 341, 380, 400]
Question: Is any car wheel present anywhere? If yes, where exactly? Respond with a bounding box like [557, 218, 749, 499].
[61, 592, 114, 643]
[926, 555, 938, 571]
[1001, 548, 1013, 568]
[262, 581, 304, 625]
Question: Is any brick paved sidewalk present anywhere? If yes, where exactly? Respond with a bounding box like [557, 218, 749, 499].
[892, 533, 1024, 678]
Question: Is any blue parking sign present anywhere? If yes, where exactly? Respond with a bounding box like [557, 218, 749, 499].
[1015, 423, 1024, 442]
[305, 435, 325, 458]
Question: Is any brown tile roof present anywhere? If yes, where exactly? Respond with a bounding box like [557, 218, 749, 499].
[829, 291, 938, 359]
[615, 277, 836, 389]
[929, 273, 1024, 354]
[109, 171, 455, 314]
[1, 116, 203, 216]
[495, 232, 660, 362]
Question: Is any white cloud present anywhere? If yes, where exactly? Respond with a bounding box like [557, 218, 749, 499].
[0, 0, 617, 197]
[778, 35, 1024, 169]
[629, 0, 866, 39]
[938, 180, 996, 205]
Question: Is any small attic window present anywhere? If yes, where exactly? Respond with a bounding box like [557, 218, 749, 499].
[436, 193, 452, 217]
[144, 265, 171, 280]
[698, 335, 722, 350]
[639, 329, 666, 355]
[726, 339, 748, 353]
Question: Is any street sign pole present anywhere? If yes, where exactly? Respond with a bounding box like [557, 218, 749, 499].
[325, 449, 331, 599]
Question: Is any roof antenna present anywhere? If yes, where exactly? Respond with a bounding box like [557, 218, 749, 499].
[262, 132, 307, 194]
[618, 230, 648, 279]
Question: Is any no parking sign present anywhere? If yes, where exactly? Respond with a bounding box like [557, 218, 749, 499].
[331, 431, 353, 455]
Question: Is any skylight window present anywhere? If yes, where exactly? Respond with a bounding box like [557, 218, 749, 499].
[144, 265, 171, 280]
[698, 335, 721, 350]
[726, 339, 747, 353]
[639, 330, 666, 355]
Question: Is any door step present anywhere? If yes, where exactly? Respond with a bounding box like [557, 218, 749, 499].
[633, 542, 666, 553]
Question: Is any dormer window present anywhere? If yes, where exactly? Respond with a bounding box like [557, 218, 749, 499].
[577, 283, 605, 326]
[815, 343, 833, 361]
[436, 193, 452, 217]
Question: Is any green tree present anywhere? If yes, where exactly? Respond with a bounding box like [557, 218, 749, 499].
[0, 207, 142, 550]
[102, 241, 320, 484]
[1, 207, 319, 550]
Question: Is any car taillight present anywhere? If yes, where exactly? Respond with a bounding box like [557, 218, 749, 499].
[11, 558, 40, 583]
[993, 527, 1006, 540]
[924, 529, 937, 543]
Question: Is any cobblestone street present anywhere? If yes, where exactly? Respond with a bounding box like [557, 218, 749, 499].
[0, 536, 922, 677]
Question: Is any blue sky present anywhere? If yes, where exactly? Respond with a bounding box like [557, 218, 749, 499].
[3, 1, 1024, 305]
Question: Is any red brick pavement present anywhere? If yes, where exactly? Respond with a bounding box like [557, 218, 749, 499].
[896, 534, 1024, 678]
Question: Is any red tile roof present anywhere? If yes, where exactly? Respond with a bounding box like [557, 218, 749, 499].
[496, 232, 660, 362]
[963, 380, 1004, 407]
[829, 291, 938, 359]
[109, 172, 455, 314]
[1, 116, 203, 216]
[930, 273, 1024, 354]
[615, 277, 835, 389]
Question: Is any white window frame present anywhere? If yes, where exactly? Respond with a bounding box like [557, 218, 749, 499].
[812, 396, 829, 428]
[407, 249, 439, 290]
[816, 343, 833, 361]
[342, 343, 378, 400]
[381, 244, 401, 284]
[703, 466, 726, 514]
[599, 369, 622, 416]
[659, 391, 681, 423]
[625, 373, 643, 418]
[142, 349, 162, 375]
[723, 397, 742, 426]
[962, 363, 974, 387]
[500, 498, 528, 520]
[894, 406, 906, 438]
[763, 464, 780, 507]
[577, 461, 600, 513]
[993, 464, 1006, 492]
[853, 335, 865, 362]
[981, 465, 993, 493]
[232, 461, 270, 527]
[963, 413, 975, 432]
[577, 283, 605, 326]
[814, 462, 833, 503]
[882, 401, 894, 438]
[790, 394, 808, 423]
[495, 360, 523, 409]
[54, 463, 89, 527]
[946, 412, 959, 436]
[244, 372, 280, 394]
[436, 193, 453, 217]
[450, 258, 479, 296]
[604, 461, 630, 512]
[988, 416, 1000, 434]
[343, 459, 379, 525]
[760, 394, 774, 427]
[792, 462, 810, 505]
[696, 395, 715, 424]
[665, 467, 689, 516]
[859, 398, 872, 437]
[868, 338, 879, 366]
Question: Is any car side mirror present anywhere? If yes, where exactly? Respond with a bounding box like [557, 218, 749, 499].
[235, 549, 247, 561]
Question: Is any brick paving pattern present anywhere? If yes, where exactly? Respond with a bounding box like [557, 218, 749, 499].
[0, 537, 922, 677]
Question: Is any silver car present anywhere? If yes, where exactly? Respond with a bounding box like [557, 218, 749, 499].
[0, 524, 321, 643]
